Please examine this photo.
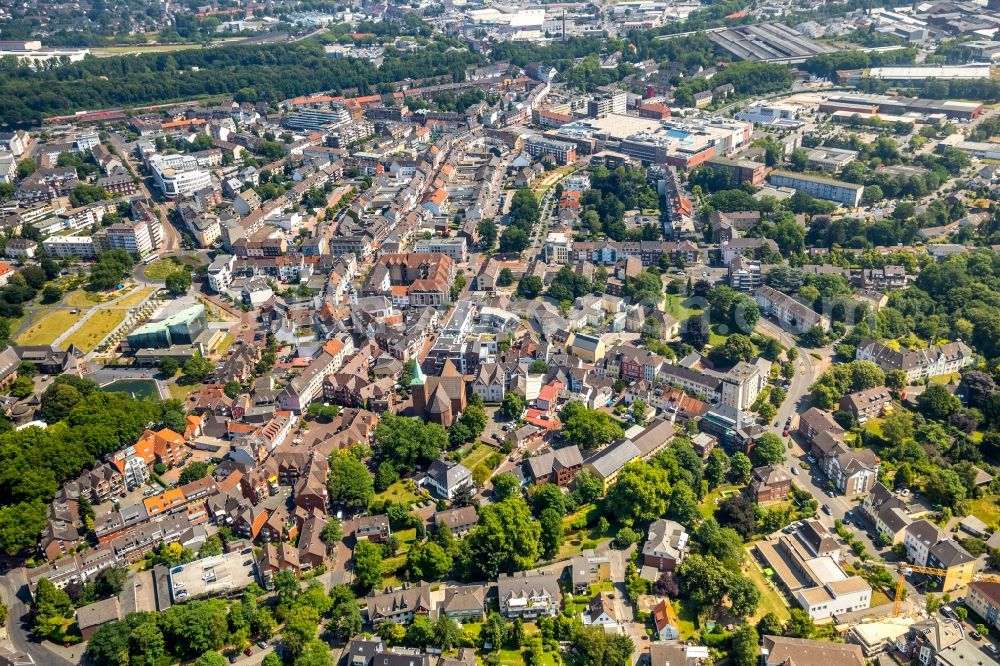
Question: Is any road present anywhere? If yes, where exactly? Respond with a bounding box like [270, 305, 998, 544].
[0, 569, 75, 666]
[108, 132, 183, 253]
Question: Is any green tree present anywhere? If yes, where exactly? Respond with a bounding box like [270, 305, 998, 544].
[375, 415, 447, 474]
[183, 351, 213, 382]
[478, 218, 497, 251]
[466, 497, 541, 577]
[604, 461, 671, 524]
[751, 433, 786, 466]
[178, 461, 210, 485]
[499, 392, 525, 420]
[756, 612, 783, 637]
[709, 334, 755, 367]
[321, 519, 343, 546]
[194, 652, 229, 666]
[281, 605, 320, 659]
[559, 402, 624, 450]
[729, 451, 752, 484]
[492, 473, 522, 502]
[32, 578, 72, 638]
[732, 625, 760, 666]
[406, 541, 452, 580]
[16, 158, 35, 179]
[784, 608, 815, 638]
[327, 453, 375, 510]
[516, 275, 543, 299]
[918, 384, 961, 421]
[159, 357, 179, 378]
[352, 540, 383, 591]
[539, 508, 564, 560]
[480, 612, 507, 651]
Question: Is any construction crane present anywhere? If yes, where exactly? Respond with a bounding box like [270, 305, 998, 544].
[892, 565, 1000, 616]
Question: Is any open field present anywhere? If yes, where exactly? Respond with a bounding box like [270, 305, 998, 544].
[64, 309, 127, 351]
[970, 495, 1000, 529]
[144, 257, 187, 280]
[374, 480, 423, 507]
[16, 309, 84, 345]
[117, 287, 156, 308]
[65, 290, 107, 307]
[744, 551, 791, 623]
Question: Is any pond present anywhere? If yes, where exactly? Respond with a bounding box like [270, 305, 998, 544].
[101, 379, 159, 400]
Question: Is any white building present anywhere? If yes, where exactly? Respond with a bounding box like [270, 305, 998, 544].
[148, 154, 212, 199]
[207, 254, 235, 294]
[545, 232, 570, 264]
[414, 237, 468, 262]
[105, 220, 155, 257]
[42, 235, 97, 258]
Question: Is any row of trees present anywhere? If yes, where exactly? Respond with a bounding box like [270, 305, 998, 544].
[2, 40, 484, 126]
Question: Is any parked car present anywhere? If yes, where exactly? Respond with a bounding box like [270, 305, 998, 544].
[972, 631, 983, 641]
[821, 504, 832, 515]
[985, 643, 998, 654]
[826, 490, 836, 498]
[791, 466, 798, 475]
[228, 654, 238, 664]
[806, 455, 816, 464]
[244, 648, 253, 656]
[257, 642, 268, 650]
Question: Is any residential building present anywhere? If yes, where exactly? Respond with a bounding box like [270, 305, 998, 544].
[861, 482, 911, 545]
[524, 136, 576, 164]
[749, 464, 793, 504]
[414, 237, 468, 262]
[839, 387, 892, 423]
[755, 286, 830, 334]
[524, 446, 584, 486]
[423, 459, 474, 500]
[966, 582, 1000, 632]
[720, 361, 766, 411]
[903, 520, 975, 592]
[642, 519, 688, 571]
[585, 418, 677, 486]
[440, 585, 486, 622]
[768, 171, 864, 207]
[355, 514, 391, 543]
[207, 254, 235, 293]
[652, 599, 680, 641]
[497, 569, 562, 619]
[432, 506, 478, 537]
[762, 636, 865, 666]
[42, 235, 97, 259]
[367, 582, 432, 624]
[855, 339, 974, 382]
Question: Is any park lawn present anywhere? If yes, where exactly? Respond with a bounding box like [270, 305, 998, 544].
[167, 382, 199, 401]
[864, 418, 885, 439]
[664, 294, 701, 321]
[708, 324, 728, 347]
[116, 286, 155, 308]
[744, 553, 791, 623]
[65, 289, 106, 307]
[494, 648, 558, 666]
[698, 485, 742, 520]
[930, 372, 961, 385]
[675, 598, 700, 640]
[871, 589, 892, 608]
[970, 495, 1000, 529]
[93, 43, 207, 54]
[374, 480, 422, 506]
[531, 165, 575, 197]
[64, 309, 127, 351]
[144, 257, 186, 280]
[461, 442, 496, 470]
[16, 309, 85, 345]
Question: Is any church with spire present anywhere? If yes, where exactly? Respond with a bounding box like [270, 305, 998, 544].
[410, 358, 467, 428]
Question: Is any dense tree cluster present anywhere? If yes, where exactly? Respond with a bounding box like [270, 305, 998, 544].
[0, 40, 483, 127]
[0, 380, 167, 554]
[500, 189, 539, 254]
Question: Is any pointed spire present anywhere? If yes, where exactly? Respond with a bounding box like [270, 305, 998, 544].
[411, 360, 426, 386]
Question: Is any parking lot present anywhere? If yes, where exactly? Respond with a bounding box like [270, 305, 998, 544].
[168, 551, 256, 602]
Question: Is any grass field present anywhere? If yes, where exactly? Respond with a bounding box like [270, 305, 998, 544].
[65, 290, 106, 307]
[64, 309, 127, 351]
[117, 287, 156, 308]
[699, 484, 742, 519]
[93, 43, 210, 55]
[16, 309, 85, 345]
[144, 257, 187, 280]
[374, 480, 423, 507]
[167, 382, 199, 401]
[461, 442, 497, 470]
[664, 294, 702, 322]
[744, 552, 791, 623]
[970, 495, 1000, 529]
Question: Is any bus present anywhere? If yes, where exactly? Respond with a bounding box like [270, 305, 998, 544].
[143, 253, 159, 265]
